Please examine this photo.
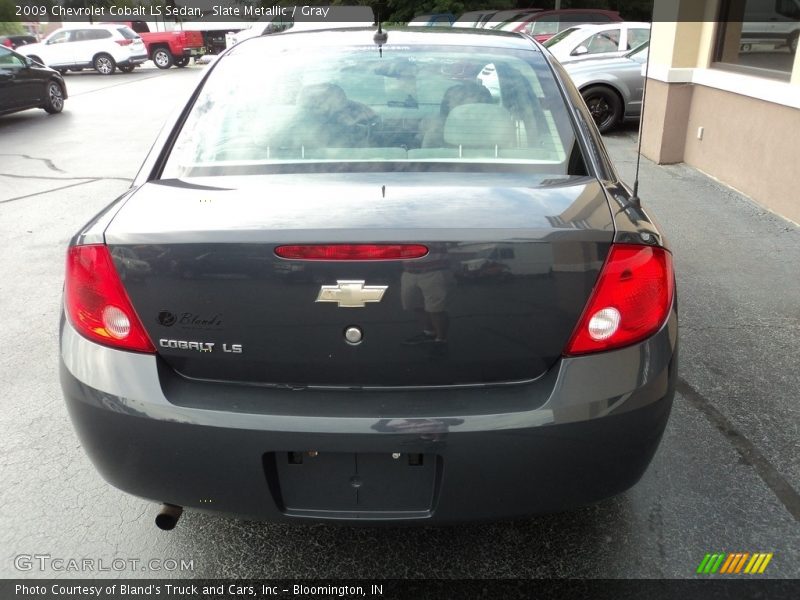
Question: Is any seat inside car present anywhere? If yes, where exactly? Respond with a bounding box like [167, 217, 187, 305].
[289, 82, 379, 149]
[494, 63, 548, 148]
[419, 81, 494, 148]
[410, 102, 516, 159]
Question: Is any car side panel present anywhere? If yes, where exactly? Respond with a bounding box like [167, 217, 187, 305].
[15, 64, 46, 108]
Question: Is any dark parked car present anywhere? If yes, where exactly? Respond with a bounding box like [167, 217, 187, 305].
[0, 34, 38, 49]
[0, 46, 66, 116]
[60, 28, 677, 528]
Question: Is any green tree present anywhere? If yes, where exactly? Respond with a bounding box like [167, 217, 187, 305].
[0, 21, 26, 36]
[0, 0, 45, 35]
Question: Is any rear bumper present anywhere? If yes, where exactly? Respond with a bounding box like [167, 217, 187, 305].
[60, 308, 677, 523]
[181, 47, 204, 58]
[119, 54, 148, 67]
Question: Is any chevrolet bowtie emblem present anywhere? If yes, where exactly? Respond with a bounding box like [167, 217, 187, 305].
[316, 280, 388, 308]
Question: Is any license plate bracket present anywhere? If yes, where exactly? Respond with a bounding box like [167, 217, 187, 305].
[268, 451, 438, 518]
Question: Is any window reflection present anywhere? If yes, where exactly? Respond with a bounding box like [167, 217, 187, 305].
[715, 0, 800, 76]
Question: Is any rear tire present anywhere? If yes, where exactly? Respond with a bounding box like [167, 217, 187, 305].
[119, 65, 135, 73]
[93, 53, 116, 75]
[43, 81, 64, 114]
[581, 85, 622, 134]
[152, 48, 173, 69]
[174, 57, 189, 67]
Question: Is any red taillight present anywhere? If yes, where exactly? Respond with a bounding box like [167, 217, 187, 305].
[2, 39, 13, 48]
[65, 245, 155, 353]
[115, 39, 133, 46]
[563, 244, 674, 356]
[275, 244, 429, 261]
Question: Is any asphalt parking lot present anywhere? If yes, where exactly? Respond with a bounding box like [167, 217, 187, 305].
[0, 64, 798, 579]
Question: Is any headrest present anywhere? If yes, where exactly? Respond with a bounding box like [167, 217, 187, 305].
[443, 103, 516, 148]
[297, 83, 348, 114]
[440, 82, 493, 117]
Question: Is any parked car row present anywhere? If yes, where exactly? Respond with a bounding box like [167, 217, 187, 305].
[105, 20, 205, 69]
[404, 9, 650, 133]
[0, 34, 38, 50]
[0, 23, 205, 118]
[12, 22, 206, 76]
[3, 16, 646, 134]
[16, 24, 147, 75]
[443, 8, 624, 42]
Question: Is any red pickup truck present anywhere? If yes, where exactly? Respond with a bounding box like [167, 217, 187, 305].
[103, 20, 205, 69]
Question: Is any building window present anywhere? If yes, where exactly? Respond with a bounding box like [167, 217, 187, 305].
[714, 0, 800, 78]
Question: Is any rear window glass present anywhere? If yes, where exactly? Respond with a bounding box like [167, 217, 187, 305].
[128, 21, 149, 34]
[162, 41, 578, 178]
[83, 29, 112, 40]
[117, 27, 140, 40]
[543, 27, 580, 46]
[585, 30, 620, 53]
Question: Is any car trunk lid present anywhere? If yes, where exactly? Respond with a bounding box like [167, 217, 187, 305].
[104, 174, 613, 387]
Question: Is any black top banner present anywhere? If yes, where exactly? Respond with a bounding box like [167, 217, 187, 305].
[6, 2, 376, 23]
[3, 1, 800, 24]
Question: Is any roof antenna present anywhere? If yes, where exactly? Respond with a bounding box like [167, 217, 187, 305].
[629, 39, 652, 210]
[373, 8, 387, 56]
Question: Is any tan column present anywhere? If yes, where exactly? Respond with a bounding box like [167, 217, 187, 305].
[641, 0, 719, 164]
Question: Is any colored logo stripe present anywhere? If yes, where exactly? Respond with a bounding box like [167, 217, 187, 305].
[745, 553, 773, 574]
[720, 553, 748, 573]
[697, 553, 725, 574]
[697, 553, 773, 574]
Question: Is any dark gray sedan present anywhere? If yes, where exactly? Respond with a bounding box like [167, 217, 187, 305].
[563, 42, 649, 132]
[59, 28, 676, 528]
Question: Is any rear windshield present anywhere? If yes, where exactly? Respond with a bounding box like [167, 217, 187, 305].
[162, 41, 579, 178]
[117, 27, 139, 40]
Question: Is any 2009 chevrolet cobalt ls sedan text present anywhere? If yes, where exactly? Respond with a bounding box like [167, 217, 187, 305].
[60, 27, 677, 528]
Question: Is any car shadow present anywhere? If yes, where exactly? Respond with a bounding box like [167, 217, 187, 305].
[0, 109, 71, 130]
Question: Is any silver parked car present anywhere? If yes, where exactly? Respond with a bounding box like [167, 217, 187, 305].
[563, 42, 649, 133]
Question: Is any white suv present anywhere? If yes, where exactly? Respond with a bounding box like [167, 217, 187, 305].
[18, 25, 147, 75]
